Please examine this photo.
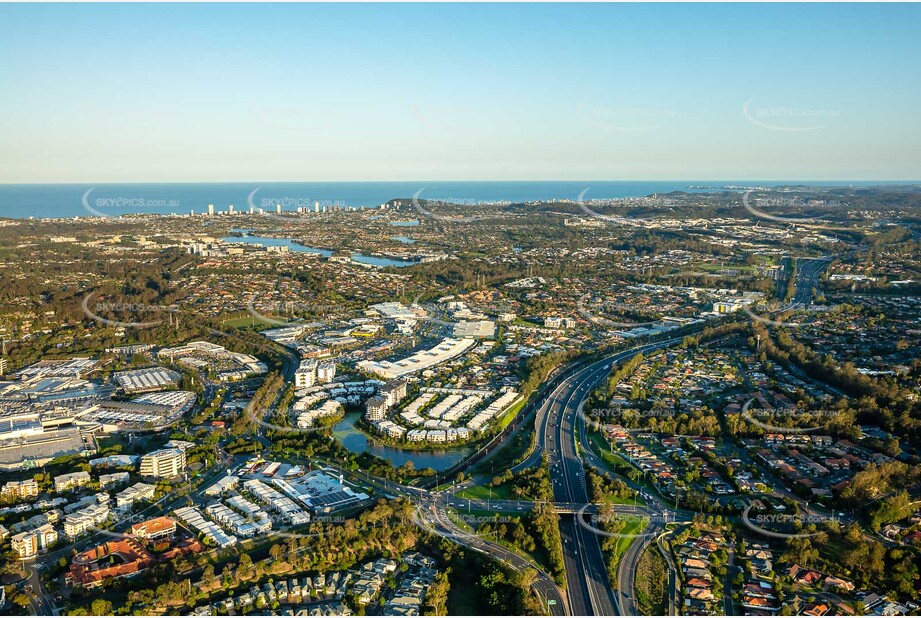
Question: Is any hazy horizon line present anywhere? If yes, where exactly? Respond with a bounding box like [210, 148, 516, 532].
[2, 179, 920, 186]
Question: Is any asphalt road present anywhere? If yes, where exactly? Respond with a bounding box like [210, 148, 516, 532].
[417, 494, 568, 616]
[313, 458, 571, 615]
[521, 339, 685, 615]
[789, 257, 830, 307]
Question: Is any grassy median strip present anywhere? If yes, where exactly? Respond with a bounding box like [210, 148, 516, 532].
[634, 545, 668, 615]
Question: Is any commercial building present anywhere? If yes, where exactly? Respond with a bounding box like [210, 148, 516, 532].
[369, 302, 417, 320]
[76, 391, 196, 432]
[157, 341, 267, 379]
[713, 299, 750, 313]
[113, 367, 181, 394]
[357, 338, 476, 379]
[15, 358, 98, 380]
[129, 516, 177, 541]
[453, 320, 496, 339]
[139, 448, 186, 478]
[13, 435, 76, 474]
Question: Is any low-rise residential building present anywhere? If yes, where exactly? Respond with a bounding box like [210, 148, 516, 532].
[11, 523, 58, 558]
[115, 482, 156, 510]
[54, 471, 91, 493]
[203, 474, 238, 497]
[64, 503, 110, 538]
[98, 471, 130, 489]
[2, 478, 39, 498]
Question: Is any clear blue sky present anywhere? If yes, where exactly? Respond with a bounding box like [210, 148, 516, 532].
[1, 3, 919, 182]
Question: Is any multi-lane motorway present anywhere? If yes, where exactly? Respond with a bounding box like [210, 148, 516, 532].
[516, 339, 687, 615]
[789, 257, 830, 306]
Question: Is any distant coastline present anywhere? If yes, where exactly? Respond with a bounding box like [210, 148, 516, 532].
[0, 180, 912, 220]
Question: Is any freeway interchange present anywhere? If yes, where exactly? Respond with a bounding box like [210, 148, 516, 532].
[21, 255, 834, 617]
[424, 256, 832, 615]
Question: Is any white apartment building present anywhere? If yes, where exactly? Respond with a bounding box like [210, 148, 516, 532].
[379, 379, 408, 407]
[316, 362, 336, 384]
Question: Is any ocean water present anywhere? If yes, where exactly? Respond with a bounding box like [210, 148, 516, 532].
[0, 180, 899, 220]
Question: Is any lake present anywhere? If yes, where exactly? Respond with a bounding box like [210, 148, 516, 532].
[332, 411, 473, 472]
[221, 235, 417, 267]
